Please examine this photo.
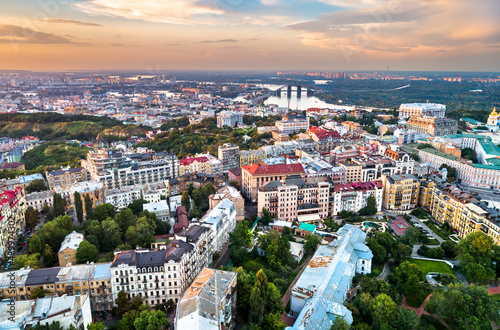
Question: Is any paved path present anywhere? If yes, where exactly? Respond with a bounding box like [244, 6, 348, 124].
[376, 260, 393, 280]
[212, 241, 230, 269]
[382, 210, 444, 243]
[402, 294, 450, 329]
[281, 256, 312, 307]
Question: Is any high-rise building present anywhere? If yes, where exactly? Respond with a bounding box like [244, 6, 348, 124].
[381, 174, 420, 211]
[218, 143, 240, 174]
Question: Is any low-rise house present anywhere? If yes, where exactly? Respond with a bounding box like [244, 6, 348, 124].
[296, 223, 316, 237]
[58, 231, 84, 266]
[143, 200, 170, 222]
[25, 190, 53, 212]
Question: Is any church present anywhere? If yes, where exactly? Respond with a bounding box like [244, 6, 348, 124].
[487, 108, 499, 132]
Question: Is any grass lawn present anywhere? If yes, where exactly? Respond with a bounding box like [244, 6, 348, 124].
[411, 258, 454, 275]
[420, 314, 447, 330]
[426, 238, 440, 245]
[425, 222, 450, 240]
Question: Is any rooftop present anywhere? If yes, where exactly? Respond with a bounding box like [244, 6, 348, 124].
[242, 163, 304, 176]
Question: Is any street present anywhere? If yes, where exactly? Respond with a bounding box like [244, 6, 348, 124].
[461, 186, 500, 201]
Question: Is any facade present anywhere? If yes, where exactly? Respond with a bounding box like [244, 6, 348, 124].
[296, 222, 316, 237]
[332, 181, 383, 215]
[227, 167, 242, 189]
[58, 231, 85, 266]
[241, 163, 305, 202]
[339, 160, 362, 183]
[105, 186, 142, 210]
[381, 174, 420, 211]
[276, 118, 310, 135]
[0, 187, 26, 259]
[406, 116, 458, 136]
[0, 295, 92, 330]
[0, 162, 25, 171]
[217, 111, 243, 128]
[398, 103, 446, 119]
[46, 167, 90, 189]
[257, 175, 330, 222]
[288, 224, 372, 328]
[199, 199, 237, 256]
[176, 268, 237, 330]
[239, 149, 266, 167]
[209, 185, 245, 220]
[341, 121, 363, 134]
[218, 143, 240, 174]
[179, 156, 212, 176]
[81, 148, 179, 190]
[308, 127, 343, 152]
[25, 190, 53, 212]
[196, 153, 223, 175]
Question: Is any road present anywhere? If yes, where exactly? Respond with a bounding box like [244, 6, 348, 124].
[250, 92, 272, 106]
[461, 186, 500, 201]
[213, 241, 231, 269]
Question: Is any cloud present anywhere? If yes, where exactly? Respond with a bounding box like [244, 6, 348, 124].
[197, 39, 238, 43]
[36, 18, 102, 27]
[0, 24, 78, 44]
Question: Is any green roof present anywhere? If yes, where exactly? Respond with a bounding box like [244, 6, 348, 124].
[419, 148, 459, 161]
[479, 140, 500, 156]
[298, 223, 316, 232]
[461, 118, 484, 125]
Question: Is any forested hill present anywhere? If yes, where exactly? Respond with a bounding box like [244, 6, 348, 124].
[0, 113, 149, 141]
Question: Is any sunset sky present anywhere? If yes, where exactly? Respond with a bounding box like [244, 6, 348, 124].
[1, 0, 499, 71]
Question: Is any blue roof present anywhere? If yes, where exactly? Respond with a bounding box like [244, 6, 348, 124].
[17, 173, 44, 183]
[93, 263, 112, 279]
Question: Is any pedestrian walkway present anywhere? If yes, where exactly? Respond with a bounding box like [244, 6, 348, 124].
[488, 286, 500, 295]
[402, 294, 450, 329]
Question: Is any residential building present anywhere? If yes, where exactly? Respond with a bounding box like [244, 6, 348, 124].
[257, 175, 330, 222]
[179, 156, 212, 176]
[398, 103, 446, 119]
[25, 190, 53, 212]
[341, 121, 363, 134]
[217, 111, 243, 128]
[143, 200, 170, 222]
[307, 127, 343, 152]
[55, 181, 105, 214]
[176, 268, 237, 330]
[0, 187, 26, 259]
[330, 144, 374, 165]
[332, 181, 383, 215]
[381, 174, 420, 211]
[339, 160, 362, 183]
[105, 185, 142, 210]
[199, 199, 237, 256]
[0, 162, 25, 171]
[209, 185, 245, 220]
[288, 224, 372, 328]
[0, 295, 92, 330]
[296, 223, 316, 237]
[276, 118, 309, 135]
[46, 167, 90, 189]
[58, 231, 84, 266]
[289, 242, 305, 261]
[218, 143, 240, 174]
[196, 153, 223, 175]
[241, 163, 305, 203]
[239, 149, 266, 167]
[227, 168, 242, 188]
[81, 147, 179, 190]
[406, 116, 458, 136]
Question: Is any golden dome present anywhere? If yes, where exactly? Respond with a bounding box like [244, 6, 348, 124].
[491, 107, 498, 116]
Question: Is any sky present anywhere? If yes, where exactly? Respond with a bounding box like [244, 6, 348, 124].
[0, 0, 499, 72]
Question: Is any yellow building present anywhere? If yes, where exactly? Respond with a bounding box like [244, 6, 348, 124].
[339, 160, 362, 183]
[239, 149, 266, 167]
[58, 231, 84, 266]
[381, 174, 420, 211]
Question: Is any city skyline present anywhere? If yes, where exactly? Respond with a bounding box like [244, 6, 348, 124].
[1, 0, 499, 72]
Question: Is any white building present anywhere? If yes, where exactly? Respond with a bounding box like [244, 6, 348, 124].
[199, 199, 237, 256]
[176, 268, 237, 330]
[143, 200, 170, 222]
[217, 111, 243, 128]
[398, 103, 446, 119]
[105, 186, 142, 210]
[332, 181, 383, 215]
[25, 190, 53, 212]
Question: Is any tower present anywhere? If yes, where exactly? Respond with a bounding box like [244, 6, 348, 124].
[487, 107, 498, 126]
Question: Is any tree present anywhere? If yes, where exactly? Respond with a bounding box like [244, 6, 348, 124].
[84, 195, 94, 220]
[394, 261, 425, 298]
[229, 179, 241, 190]
[304, 234, 321, 255]
[180, 191, 190, 212]
[74, 191, 84, 224]
[29, 235, 43, 254]
[128, 199, 146, 216]
[366, 239, 388, 265]
[25, 179, 47, 193]
[401, 227, 424, 245]
[94, 203, 115, 222]
[330, 316, 350, 330]
[43, 244, 56, 266]
[25, 206, 40, 231]
[457, 232, 496, 283]
[76, 241, 99, 264]
[100, 219, 122, 251]
[391, 306, 419, 330]
[30, 287, 51, 299]
[249, 270, 268, 325]
[369, 293, 396, 328]
[261, 207, 272, 225]
[441, 240, 459, 258]
[13, 253, 41, 269]
[133, 309, 170, 330]
[53, 192, 66, 217]
[426, 283, 500, 329]
[358, 195, 377, 215]
[236, 267, 253, 320]
[87, 322, 105, 330]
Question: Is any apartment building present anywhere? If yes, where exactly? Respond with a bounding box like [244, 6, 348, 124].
[176, 268, 237, 330]
[0, 186, 26, 259]
[179, 156, 212, 176]
[46, 167, 90, 189]
[330, 144, 374, 165]
[143, 200, 170, 222]
[341, 121, 363, 134]
[25, 190, 53, 212]
[54, 181, 105, 213]
[406, 116, 458, 136]
[275, 118, 309, 135]
[209, 185, 245, 220]
[381, 174, 420, 211]
[339, 160, 362, 183]
[307, 127, 343, 152]
[199, 199, 237, 256]
[105, 186, 142, 210]
[196, 153, 223, 175]
[58, 231, 84, 266]
[239, 149, 267, 167]
[82, 148, 179, 190]
[257, 175, 331, 222]
[332, 181, 383, 215]
[241, 163, 305, 202]
[398, 103, 446, 119]
[218, 143, 240, 173]
[350, 154, 414, 182]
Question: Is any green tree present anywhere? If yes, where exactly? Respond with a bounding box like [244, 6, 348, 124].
[261, 207, 273, 225]
[229, 179, 240, 190]
[94, 203, 115, 222]
[84, 195, 94, 220]
[181, 191, 191, 212]
[74, 191, 84, 224]
[358, 195, 377, 215]
[391, 306, 419, 329]
[13, 253, 41, 269]
[304, 234, 321, 255]
[366, 239, 388, 265]
[249, 270, 268, 325]
[330, 316, 350, 330]
[30, 287, 51, 299]
[394, 261, 425, 298]
[29, 235, 43, 254]
[87, 322, 105, 330]
[25, 206, 40, 231]
[369, 293, 396, 328]
[128, 199, 146, 216]
[133, 309, 170, 330]
[76, 241, 99, 264]
[25, 179, 47, 193]
[457, 232, 496, 283]
[53, 192, 66, 217]
[441, 240, 458, 258]
[401, 227, 424, 245]
[101, 219, 122, 251]
[236, 267, 253, 320]
[43, 244, 56, 266]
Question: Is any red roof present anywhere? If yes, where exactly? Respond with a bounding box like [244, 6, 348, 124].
[179, 156, 209, 166]
[313, 130, 341, 141]
[388, 217, 411, 236]
[334, 180, 382, 192]
[242, 163, 304, 176]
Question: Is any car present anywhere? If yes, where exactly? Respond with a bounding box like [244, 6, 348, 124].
[494, 191, 500, 195]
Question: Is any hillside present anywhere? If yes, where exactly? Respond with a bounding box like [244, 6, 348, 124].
[0, 113, 149, 141]
[22, 141, 90, 171]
